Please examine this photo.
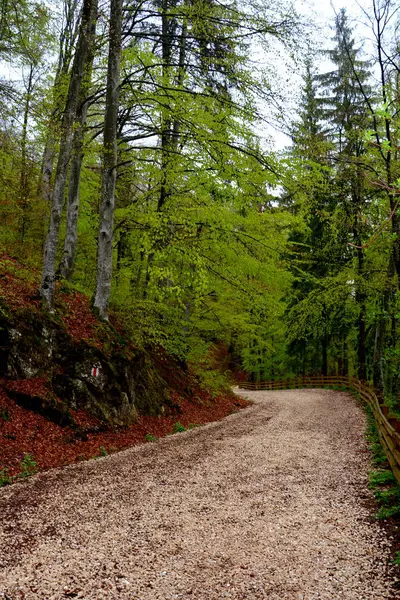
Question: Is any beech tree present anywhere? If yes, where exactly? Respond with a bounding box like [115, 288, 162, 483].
[38, 0, 81, 205]
[93, 0, 123, 319]
[40, 0, 98, 308]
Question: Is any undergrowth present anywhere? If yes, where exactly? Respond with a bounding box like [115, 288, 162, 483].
[172, 421, 186, 433]
[363, 403, 400, 521]
[0, 453, 37, 487]
[383, 394, 400, 421]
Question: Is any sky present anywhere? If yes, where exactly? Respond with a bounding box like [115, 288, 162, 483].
[266, 0, 374, 150]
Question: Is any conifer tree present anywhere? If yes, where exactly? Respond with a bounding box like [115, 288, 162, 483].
[318, 9, 371, 380]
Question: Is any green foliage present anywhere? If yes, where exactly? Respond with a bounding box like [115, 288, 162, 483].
[369, 470, 397, 488]
[362, 406, 400, 520]
[172, 422, 186, 433]
[19, 453, 37, 478]
[375, 503, 400, 520]
[190, 353, 232, 395]
[0, 406, 10, 422]
[99, 446, 108, 457]
[145, 433, 158, 442]
[4, 0, 400, 410]
[374, 487, 400, 506]
[382, 394, 400, 420]
[0, 468, 12, 487]
[364, 405, 387, 466]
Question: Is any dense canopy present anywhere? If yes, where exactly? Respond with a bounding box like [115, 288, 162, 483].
[1, 0, 400, 402]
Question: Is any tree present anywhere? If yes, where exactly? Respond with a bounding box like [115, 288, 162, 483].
[38, 0, 81, 205]
[318, 8, 372, 380]
[93, 0, 123, 319]
[40, 0, 98, 308]
[16, 3, 54, 246]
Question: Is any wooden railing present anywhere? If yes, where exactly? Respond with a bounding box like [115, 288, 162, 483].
[239, 376, 400, 484]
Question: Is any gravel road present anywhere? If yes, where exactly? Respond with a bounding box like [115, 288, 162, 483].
[0, 389, 398, 599]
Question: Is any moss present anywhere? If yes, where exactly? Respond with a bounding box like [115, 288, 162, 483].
[132, 351, 169, 415]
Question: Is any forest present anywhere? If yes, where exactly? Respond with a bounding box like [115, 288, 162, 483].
[1, 0, 400, 404]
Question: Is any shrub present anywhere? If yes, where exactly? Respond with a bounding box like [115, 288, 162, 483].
[0, 468, 12, 487]
[0, 406, 10, 422]
[172, 421, 186, 433]
[19, 453, 37, 478]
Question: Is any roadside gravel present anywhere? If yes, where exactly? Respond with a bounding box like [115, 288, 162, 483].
[0, 389, 398, 599]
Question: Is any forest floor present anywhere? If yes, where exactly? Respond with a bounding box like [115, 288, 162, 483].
[0, 381, 249, 476]
[0, 388, 399, 599]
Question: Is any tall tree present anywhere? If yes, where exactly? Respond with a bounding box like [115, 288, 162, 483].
[38, 0, 81, 205]
[39, 0, 98, 308]
[318, 9, 372, 380]
[93, 0, 123, 319]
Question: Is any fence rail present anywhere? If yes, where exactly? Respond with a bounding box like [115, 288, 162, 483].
[238, 376, 400, 484]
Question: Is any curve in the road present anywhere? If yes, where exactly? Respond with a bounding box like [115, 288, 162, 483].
[0, 388, 397, 599]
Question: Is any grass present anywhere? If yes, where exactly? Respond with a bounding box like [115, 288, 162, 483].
[172, 421, 186, 433]
[362, 402, 400, 521]
[369, 470, 397, 487]
[383, 394, 400, 421]
[19, 453, 37, 478]
[0, 406, 10, 422]
[92, 446, 108, 459]
[0, 467, 12, 487]
[0, 453, 37, 487]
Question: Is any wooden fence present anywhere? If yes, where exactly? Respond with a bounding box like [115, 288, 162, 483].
[239, 376, 400, 484]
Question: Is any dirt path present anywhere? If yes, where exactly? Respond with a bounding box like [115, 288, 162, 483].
[0, 389, 398, 599]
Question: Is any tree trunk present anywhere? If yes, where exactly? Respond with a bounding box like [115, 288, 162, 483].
[322, 335, 328, 376]
[58, 105, 88, 280]
[358, 300, 366, 380]
[59, 19, 97, 281]
[373, 257, 394, 392]
[143, 12, 186, 297]
[39, 137, 56, 204]
[343, 338, 348, 377]
[38, 0, 80, 203]
[93, 0, 123, 320]
[355, 243, 367, 381]
[19, 64, 33, 246]
[158, 0, 174, 212]
[40, 0, 98, 307]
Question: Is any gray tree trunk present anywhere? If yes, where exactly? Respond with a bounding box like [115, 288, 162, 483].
[39, 137, 56, 204]
[19, 64, 33, 246]
[38, 0, 81, 204]
[59, 13, 97, 281]
[39, 0, 98, 308]
[58, 102, 89, 280]
[93, 0, 123, 320]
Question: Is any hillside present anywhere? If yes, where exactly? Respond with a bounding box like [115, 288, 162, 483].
[0, 255, 249, 479]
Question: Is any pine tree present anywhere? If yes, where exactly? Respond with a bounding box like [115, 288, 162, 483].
[317, 9, 372, 380]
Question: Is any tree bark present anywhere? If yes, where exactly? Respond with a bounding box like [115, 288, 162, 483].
[59, 13, 97, 281]
[38, 0, 81, 204]
[322, 334, 328, 376]
[39, 0, 98, 307]
[93, 0, 123, 320]
[19, 64, 33, 246]
[58, 103, 88, 280]
[355, 240, 366, 381]
[373, 257, 395, 392]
